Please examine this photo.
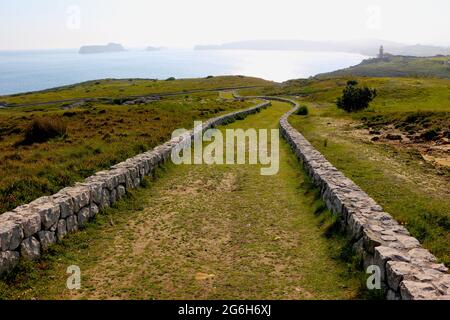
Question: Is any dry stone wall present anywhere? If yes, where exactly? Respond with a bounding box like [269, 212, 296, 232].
[0, 100, 271, 276]
[275, 96, 450, 300]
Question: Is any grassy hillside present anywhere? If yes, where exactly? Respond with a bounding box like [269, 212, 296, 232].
[242, 76, 450, 112]
[315, 55, 450, 79]
[0, 76, 273, 106]
[0, 76, 266, 214]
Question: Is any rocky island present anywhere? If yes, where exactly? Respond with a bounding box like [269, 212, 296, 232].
[146, 46, 163, 51]
[79, 43, 125, 54]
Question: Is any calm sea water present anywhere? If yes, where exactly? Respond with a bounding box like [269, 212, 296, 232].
[0, 49, 368, 95]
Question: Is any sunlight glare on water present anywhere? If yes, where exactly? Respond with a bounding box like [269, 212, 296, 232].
[0, 49, 368, 95]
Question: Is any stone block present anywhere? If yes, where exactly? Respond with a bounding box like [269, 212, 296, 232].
[408, 248, 437, 264]
[371, 246, 408, 282]
[66, 215, 78, 233]
[117, 185, 126, 199]
[386, 289, 401, 300]
[400, 280, 440, 300]
[0, 219, 24, 251]
[29, 198, 61, 230]
[362, 228, 384, 254]
[77, 207, 90, 227]
[20, 236, 41, 261]
[90, 204, 99, 219]
[433, 274, 450, 295]
[82, 182, 103, 206]
[110, 189, 117, 206]
[4, 209, 40, 239]
[61, 186, 90, 212]
[37, 230, 56, 251]
[0, 251, 20, 276]
[52, 193, 75, 219]
[94, 171, 119, 191]
[56, 219, 67, 241]
[100, 188, 110, 209]
[347, 213, 366, 240]
[386, 261, 416, 291]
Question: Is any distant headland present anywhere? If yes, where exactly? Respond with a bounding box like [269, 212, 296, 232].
[194, 39, 450, 57]
[79, 43, 125, 54]
[146, 46, 163, 51]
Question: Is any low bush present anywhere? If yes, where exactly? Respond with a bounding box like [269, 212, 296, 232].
[421, 128, 440, 141]
[336, 80, 377, 112]
[22, 117, 67, 144]
[296, 105, 309, 115]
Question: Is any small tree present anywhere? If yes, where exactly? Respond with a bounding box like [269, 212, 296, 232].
[336, 80, 377, 112]
[296, 105, 309, 115]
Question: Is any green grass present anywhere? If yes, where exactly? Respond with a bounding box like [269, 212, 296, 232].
[240, 77, 450, 113]
[218, 91, 236, 100]
[0, 88, 259, 214]
[0, 76, 273, 105]
[315, 55, 450, 79]
[0, 101, 365, 300]
[290, 113, 450, 265]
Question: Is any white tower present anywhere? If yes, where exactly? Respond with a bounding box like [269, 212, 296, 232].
[378, 45, 384, 59]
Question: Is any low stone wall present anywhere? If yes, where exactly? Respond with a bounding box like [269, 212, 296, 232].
[0, 100, 271, 276]
[275, 97, 450, 300]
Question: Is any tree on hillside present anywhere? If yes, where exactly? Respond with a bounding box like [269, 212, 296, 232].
[336, 80, 377, 112]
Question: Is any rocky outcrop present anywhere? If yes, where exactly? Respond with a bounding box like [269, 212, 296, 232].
[146, 46, 163, 51]
[79, 43, 125, 54]
[0, 100, 270, 277]
[276, 97, 449, 300]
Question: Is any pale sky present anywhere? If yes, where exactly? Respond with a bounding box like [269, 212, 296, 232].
[1, 0, 449, 50]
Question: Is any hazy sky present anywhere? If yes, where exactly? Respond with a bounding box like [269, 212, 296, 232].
[1, 0, 449, 50]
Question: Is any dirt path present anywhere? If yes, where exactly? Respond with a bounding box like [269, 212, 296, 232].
[2, 101, 361, 300]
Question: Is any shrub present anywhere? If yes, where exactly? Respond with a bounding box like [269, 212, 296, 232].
[22, 117, 67, 144]
[63, 111, 77, 117]
[421, 128, 440, 141]
[166, 77, 176, 81]
[296, 105, 309, 115]
[336, 80, 377, 112]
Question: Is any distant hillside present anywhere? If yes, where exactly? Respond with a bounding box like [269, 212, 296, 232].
[391, 45, 450, 57]
[195, 39, 450, 57]
[79, 43, 125, 54]
[315, 55, 450, 79]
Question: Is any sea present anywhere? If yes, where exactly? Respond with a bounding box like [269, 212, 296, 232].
[0, 48, 368, 95]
